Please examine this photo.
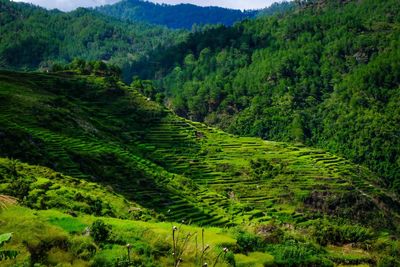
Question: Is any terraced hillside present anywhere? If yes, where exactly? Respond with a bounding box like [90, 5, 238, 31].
[1, 70, 400, 230]
[0, 71, 233, 226]
[136, 114, 400, 229]
[1, 70, 400, 266]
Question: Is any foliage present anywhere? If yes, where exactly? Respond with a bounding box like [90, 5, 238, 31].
[0, 157, 138, 218]
[268, 240, 333, 267]
[0, 0, 183, 81]
[310, 219, 374, 246]
[143, 0, 400, 193]
[0, 67, 400, 265]
[90, 220, 111, 244]
[249, 158, 280, 180]
[53, 58, 122, 78]
[235, 230, 263, 253]
[0, 233, 18, 261]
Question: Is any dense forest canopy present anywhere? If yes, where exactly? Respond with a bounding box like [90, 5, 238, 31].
[0, 0, 292, 81]
[136, 0, 400, 193]
[0, 0, 184, 80]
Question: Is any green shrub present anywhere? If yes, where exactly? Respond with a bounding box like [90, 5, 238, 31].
[92, 253, 114, 267]
[132, 241, 152, 256]
[378, 256, 400, 267]
[269, 240, 332, 267]
[311, 220, 374, 246]
[70, 236, 97, 260]
[23, 227, 69, 264]
[90, 220, 111, 244]
[225, 251, 236, 266]
[152, 239, 171, 258]
[249, 158, 279, 180]
[7, 177, 32, 199]
[236, 231, 263, 253]
[256, 222, 284, 244]
[0, 233, 18, 261]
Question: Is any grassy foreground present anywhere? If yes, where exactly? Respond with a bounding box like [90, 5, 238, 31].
[1, 203, 396, 267]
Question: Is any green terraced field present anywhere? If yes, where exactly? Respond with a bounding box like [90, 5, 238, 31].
[0, 71, 399, 266]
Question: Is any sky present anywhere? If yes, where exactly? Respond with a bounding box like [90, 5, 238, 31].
[12, 0, 281, 11]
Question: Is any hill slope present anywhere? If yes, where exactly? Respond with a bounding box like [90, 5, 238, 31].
[1, 70, 400, 227]
[0, 71, 400, 265]
[136, 0, 400, 192]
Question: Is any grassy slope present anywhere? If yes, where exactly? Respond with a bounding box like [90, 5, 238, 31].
[0, 206, 238, 266]
[0, 71, 399, 265]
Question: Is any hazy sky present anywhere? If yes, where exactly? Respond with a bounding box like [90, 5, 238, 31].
[12, 0, 281, 11]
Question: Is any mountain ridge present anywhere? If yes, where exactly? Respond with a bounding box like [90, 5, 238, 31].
[95, 0, 257, 29]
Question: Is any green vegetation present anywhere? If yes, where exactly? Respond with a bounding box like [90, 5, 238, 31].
[141, 0, 400, 194]
[0, 0, 184, 81]
[0, 0, 292, 82]
[0, 233, 18, 261]
[0, 1, 399, 265]
[0, 70, 399, 265]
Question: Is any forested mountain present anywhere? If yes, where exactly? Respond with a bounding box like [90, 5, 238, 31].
[0, 0, 183, 80]
[95, 0, 257, 29]
[0, 0, 292, 81]
[136, 0, 400, 194]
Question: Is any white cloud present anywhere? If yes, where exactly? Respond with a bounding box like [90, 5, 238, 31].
[12, 0, 282, 11]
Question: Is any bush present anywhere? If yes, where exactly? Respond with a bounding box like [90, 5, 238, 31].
[23, 226, 69, 264]
[256, 222, 284, 244]
[152, 239, 171, 258]
[225, 251, 236, 266]
[378, 256, 400, 267]
[92, 253, 113, 267]
[7, 177, 31, 200]
[90, 220, 111, 244]
[269, 240, 332, 267]
[311, 220, 374, 246]
[236, 231, 263, 253]
[70, 236, 97, 260]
